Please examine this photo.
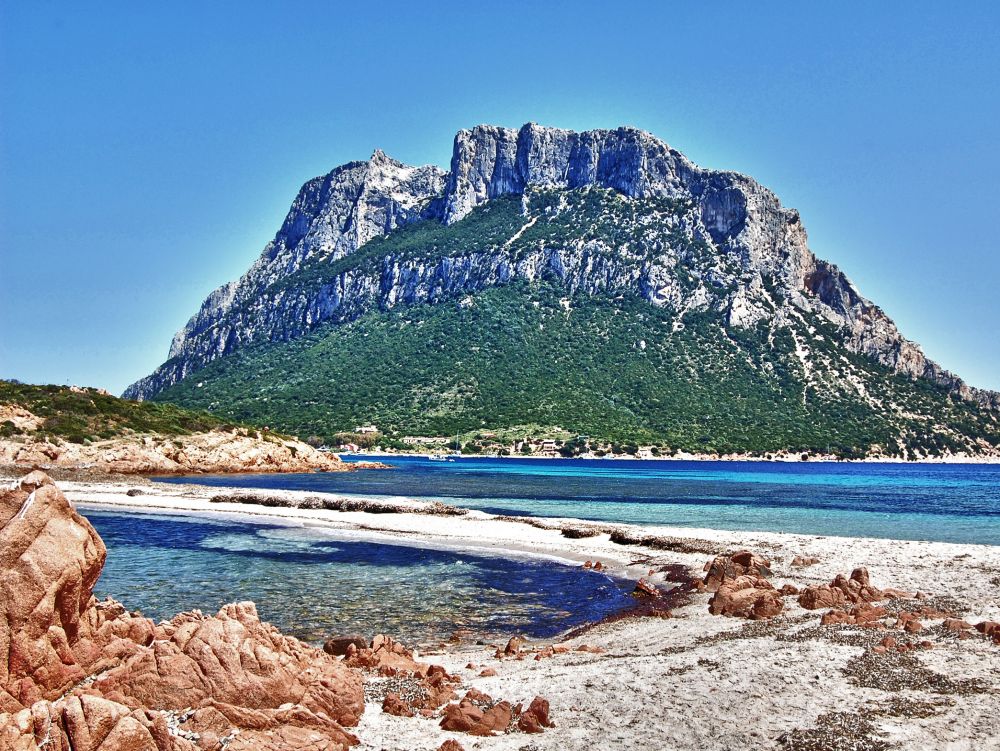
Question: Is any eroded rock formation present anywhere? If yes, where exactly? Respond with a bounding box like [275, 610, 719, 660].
[0, 472, 364, 750]
[797, 567, 885, 610]
[703, 551, 784, 620]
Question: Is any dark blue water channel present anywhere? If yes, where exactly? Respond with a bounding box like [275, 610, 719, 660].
[85, 508, 633, 645]
[156, 456, 1000, 545]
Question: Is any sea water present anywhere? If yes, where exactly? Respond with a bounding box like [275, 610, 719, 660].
[84, 507, 634, 645]
[157, 457, 1000, 546]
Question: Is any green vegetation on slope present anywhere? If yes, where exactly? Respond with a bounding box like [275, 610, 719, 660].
[0, 381, 237, 444]
[267, 187, 700, 298]
[152, 283, 1000, 458]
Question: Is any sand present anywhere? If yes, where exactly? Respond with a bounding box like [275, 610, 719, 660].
[38, 475, 1000, 750]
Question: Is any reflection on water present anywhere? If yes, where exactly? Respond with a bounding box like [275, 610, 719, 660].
[86, 509, 633, 645]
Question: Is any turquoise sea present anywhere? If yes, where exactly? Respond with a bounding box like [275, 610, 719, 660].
[91, 458, 998, 644]
[158, 456, 1000, 546]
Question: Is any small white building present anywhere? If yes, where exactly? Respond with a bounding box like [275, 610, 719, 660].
[354, 425, 379, 434]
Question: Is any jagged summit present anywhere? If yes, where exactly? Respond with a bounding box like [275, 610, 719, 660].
[443, 122, 703, 224]
[124, 122, 998, 455]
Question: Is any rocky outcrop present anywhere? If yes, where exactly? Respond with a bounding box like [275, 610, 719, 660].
[1, 471, 108, 710]
[703, 551, 784, 620]
[125, 124, 999, 413]
[438, 689, 553, 738]
[0, 473, 365, 750]
[798, 567, 885, 610]
[708, 575, 784, 620]
[702, 550, 772, 591]
[1, 695, 183, 751]
[439, 690, 513, 736]
[0, 428, 347, 475]
[442, 124, 697, 223]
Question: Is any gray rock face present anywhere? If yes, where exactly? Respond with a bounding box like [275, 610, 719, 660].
[163, 151, 446, 363]
[442, 123, 696, 223]
[124, 123, 997, 411]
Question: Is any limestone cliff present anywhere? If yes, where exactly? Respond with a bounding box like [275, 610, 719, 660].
[124, 123, 998, 412]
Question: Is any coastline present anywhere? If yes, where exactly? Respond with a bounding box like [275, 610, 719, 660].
[35, 473, 1000, 749]
[339, 448, 1000, 465]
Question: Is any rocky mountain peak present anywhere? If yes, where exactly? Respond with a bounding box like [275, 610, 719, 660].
[442, 122, 702, 224]
[126, 122, 999, 422]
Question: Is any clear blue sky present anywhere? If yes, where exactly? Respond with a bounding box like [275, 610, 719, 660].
[1, 2, 998, 394]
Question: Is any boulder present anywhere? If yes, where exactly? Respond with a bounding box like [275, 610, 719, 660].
[439, 691, 511, 736]
[1, 477, 111, 709]
[703, 551, 771, 591]
[503, 636, 524, 656]
[881, 587, 916, 599]
[417, 671, 458, 710]
[708, 575, 783, 620]
[799, 585, 847, 610]
[382, 692, 414, 717]
[633, 578, 660, 597]
[820, 604, 887, 626]
[820, 610, 854, 625]
[324, 635, 368, 657]
[850, 604, 887, 623]
[517, 696, 554, 733]
[975, 621, 1000, 637]
[790, 555, 820, 567]
[798, 568, 884, 610]
[0, 473, 365, 751]
[942, 619, 973, 632]
[0, 694, 187, 751]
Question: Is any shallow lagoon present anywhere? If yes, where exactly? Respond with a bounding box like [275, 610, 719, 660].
[85, 508, 633, 645]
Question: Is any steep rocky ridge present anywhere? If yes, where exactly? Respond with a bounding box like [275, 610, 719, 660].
[125, 123, 998, 415]
[147, 152, 446, 392]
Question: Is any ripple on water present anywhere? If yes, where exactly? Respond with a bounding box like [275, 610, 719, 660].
[86, 509, 634, 645]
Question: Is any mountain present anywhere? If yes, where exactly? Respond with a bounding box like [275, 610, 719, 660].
[125, 124, 1000, 459]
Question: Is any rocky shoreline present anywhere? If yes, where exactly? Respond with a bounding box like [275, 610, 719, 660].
[0, 429, 379, 475]
[2, 473, 999, 750]
[344, 447, 1000, 464]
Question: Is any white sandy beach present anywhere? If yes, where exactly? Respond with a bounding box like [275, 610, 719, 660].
[42, 476, 1000, 750]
